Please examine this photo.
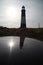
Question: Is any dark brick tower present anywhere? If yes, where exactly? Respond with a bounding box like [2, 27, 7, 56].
[21, 6, 26, 28]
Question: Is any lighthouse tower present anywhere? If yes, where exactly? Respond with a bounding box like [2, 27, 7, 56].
[21, 6, 26, 28]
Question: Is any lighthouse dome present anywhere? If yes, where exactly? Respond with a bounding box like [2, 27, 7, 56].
[22, 6, 25, 8]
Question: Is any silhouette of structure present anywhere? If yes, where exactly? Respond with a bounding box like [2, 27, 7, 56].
[21, 6, 26, 28]
[38, 23, 40, 28]
[20, 6, 26, 49]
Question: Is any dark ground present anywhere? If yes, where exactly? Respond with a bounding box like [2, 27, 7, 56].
[0, 26, 43, 65]
[0, 26, 43, 41]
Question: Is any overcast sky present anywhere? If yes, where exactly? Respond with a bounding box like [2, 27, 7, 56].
[0, 0, 43, 28]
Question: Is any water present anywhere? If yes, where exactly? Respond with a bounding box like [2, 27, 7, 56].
[0, 36, 43, 65]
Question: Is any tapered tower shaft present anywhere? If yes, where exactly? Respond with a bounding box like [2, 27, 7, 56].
[21, 6, 26, 28]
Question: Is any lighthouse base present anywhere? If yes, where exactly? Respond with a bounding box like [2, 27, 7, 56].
[21, 24, 26, 28]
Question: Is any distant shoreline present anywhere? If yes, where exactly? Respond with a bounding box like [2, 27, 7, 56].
[0, 26, 43, 41]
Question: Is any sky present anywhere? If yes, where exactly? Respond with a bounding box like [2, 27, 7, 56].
[0, 0, 43, 28]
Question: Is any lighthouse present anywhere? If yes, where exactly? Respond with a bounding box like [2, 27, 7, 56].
[21, 6, 26, 28]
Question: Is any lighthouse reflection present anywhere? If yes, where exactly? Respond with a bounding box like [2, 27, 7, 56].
[20, 36, 25, 49]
